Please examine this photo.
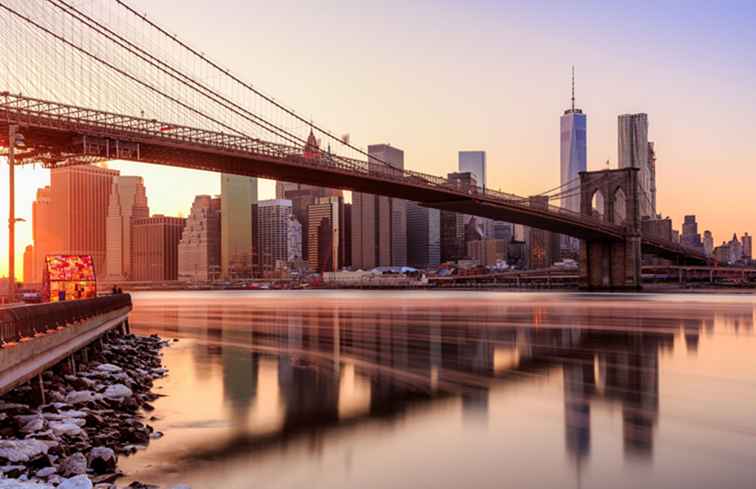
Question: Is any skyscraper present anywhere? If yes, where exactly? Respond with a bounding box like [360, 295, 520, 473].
[681, 215, 703, 251]
[742, 233, 752, 262]
[178, 195, 221, 281]
[106, 176, 149, 281]
[50, 165, 120, 277]
[526, 196, 560, 268]
[31, 186, 53, 283]
[458, 151, 488, 229]
[618, 113, 654, 218]
[458, 151, 486, 190]
[440, 210, 465, 263]
[560, 68, 587, 214]
[253, 199, 302, 276]
[406, 202, 441, 269]
[307, 196, 344, 273]
[221, 173, 257, 279]
[131, 215, 186, 281]
[560, 69, 587, 253]
[703, 230, 714, 257]
[351, 144, 407, 269]
[648, 142, 657, 215]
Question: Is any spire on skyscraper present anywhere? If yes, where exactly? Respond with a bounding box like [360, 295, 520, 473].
[571, 66, 575, 112]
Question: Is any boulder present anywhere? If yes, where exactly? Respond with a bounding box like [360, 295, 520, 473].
[20, 416, 46, 434]
[49, 421, 83, 437]
[57, 475, 93, 489]
[95, 364, 122, 374]
[35, 466, 57, 478]
[88, 447, 116, 474]
[102, 385, 132, 402]
[0, 479, 53, 488]
[65, 391, 95, 405]
[58, 452, 87, 477]
[0, 439, 49, 463]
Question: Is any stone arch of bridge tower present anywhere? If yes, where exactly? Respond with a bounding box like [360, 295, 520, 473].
[578, 168, 642, 290]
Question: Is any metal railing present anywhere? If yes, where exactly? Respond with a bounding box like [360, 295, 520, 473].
[0, 294, 132, 346]
[0, 93, 621, 235]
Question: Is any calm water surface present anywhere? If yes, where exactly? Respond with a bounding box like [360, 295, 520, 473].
[120, 290, 756, 489]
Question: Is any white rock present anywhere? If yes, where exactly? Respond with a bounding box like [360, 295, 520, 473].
[0, 480, 53, 488]
[102, 384, 132, 401]
[57, 475, 93, 489]
[65, 391, 95, 405]
[49, 421, 83, 437]
[35, 467, 57, 478]
[95, 364, 122, 373]
[0, 439, 49, 463]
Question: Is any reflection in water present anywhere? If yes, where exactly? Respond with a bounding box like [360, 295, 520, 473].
[123, 291, 756, 489]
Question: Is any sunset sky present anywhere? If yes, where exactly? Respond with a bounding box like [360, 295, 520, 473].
[2, 0, 756, 278]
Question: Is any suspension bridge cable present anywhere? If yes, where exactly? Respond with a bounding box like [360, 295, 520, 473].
[112, 0, 405, 171]
[47, 0, 318, 153]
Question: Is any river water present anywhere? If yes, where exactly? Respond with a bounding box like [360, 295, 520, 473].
[119, 290, 756, 489]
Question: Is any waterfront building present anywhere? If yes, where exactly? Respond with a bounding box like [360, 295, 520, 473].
[440, 210, 465, 263]
[742, 233, 752, 262]
[105, 176, 149, 281]
[713, 244, 730, 264]
[220, 173, 257, 279]
[31, 186, 53, 283]
[526, 196, 560, 269]
[351, 144, 407, 269]
[681, 215, 703, 251]
[308, 196, 344, 273]
[50, 165, 120, 277]
[131, 215, 186, 281]
[406, 202, 441, 269]
[728, 234, 743, 264]
[252, 199, 303, 276]
[492, 221, 514, 242]
[178, 195, 221, 281]
[703, 230, 714, 257]
[618, 113, 654, 218]
[467, 239, 508, 268]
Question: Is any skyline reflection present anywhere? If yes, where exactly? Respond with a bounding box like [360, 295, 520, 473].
[122, 291, 756, 489]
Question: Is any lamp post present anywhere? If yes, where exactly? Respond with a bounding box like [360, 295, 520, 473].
[7, 124, 25, 301]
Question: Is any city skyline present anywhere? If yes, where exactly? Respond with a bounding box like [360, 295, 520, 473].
[1, 0, 756, 278]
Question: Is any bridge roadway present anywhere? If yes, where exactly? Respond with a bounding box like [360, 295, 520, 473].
[0, 93, 704, 264]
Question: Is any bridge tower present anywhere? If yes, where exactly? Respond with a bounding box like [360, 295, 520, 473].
[578, 168, 642, 290]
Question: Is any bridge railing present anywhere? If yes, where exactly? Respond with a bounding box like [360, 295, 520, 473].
[0, 294, 132, 346]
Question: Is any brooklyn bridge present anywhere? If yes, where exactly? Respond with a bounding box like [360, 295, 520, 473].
[0, 0, 708, 290]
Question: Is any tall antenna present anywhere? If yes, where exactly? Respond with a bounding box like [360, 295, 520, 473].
[571, 66, 575, 111]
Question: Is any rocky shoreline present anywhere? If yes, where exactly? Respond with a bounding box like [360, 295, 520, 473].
[0, 332, 184, 489]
